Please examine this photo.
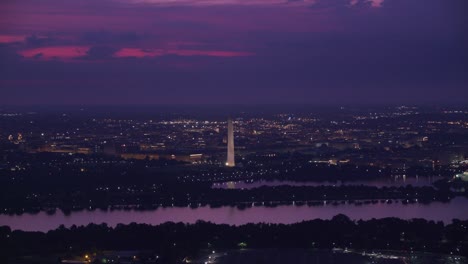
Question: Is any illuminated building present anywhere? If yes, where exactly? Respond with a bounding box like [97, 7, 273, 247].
[455, 171, 468, 182]
[226, 118, 235, 167]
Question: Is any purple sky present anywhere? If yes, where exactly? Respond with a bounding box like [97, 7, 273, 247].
[0, 0, 466, 105]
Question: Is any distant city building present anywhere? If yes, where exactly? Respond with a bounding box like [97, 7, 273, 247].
[226, 118, 235, 167]
[120, 153, 159, 160]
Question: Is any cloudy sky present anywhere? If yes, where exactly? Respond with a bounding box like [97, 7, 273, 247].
[0, 0, 466, 105]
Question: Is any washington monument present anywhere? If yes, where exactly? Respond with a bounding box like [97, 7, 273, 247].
[226, 118, 235, 167]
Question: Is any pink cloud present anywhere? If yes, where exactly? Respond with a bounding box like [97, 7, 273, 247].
[114, 48, 253, 58]
[18, 46, 253, 60]
[349, 0, 384, 7]
[368, 0, 384, 7]
[127, 0, 306, 6]
[19, 46, 90, 60]
[115, 48, 164, 57]
[170, 49, 253, 57]
[0, 35, 25, 43]
[0, 0, 338, 34]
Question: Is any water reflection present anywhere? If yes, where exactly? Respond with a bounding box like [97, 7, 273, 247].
[0, 197, 466, 232]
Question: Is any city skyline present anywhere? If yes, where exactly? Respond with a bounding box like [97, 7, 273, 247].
[1, 103, 467, 263]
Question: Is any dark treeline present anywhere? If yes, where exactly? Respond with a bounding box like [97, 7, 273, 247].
[1, 215, 467, 263]
[1, 151, 466, 215]
[0, 184, 462, 215]
[2, 152, 457, 188]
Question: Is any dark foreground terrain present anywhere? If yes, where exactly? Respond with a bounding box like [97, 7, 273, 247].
[2, 215, 467, 263]
[194, 249, 466, 264]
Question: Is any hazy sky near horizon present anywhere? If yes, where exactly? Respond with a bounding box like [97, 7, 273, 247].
[0, 0, 466, 105]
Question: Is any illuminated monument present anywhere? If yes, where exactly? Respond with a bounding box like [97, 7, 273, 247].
[226, 118, 235, 167]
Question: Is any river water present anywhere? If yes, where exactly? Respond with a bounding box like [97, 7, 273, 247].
[1, 197, 467, 232]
